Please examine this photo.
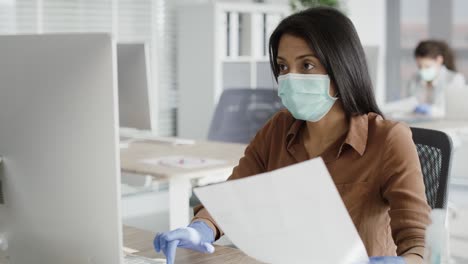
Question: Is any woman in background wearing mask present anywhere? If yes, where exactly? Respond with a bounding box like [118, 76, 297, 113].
[155, 7, 430, 264]
[408, 40, 466, 116]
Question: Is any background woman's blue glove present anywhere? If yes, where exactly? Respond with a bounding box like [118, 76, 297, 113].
[154, 221, 215, 264]
[414, 103, 432, 115]
[369, 256, 406, 264]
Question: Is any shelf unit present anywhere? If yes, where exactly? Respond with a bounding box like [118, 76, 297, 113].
[177, 2, 289, 140]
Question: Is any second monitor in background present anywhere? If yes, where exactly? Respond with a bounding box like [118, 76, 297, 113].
[117, 43, 153, 130]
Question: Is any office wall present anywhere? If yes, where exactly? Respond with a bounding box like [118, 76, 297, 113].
[176, 0, 387, 105]
[175, 0, 207, 5]
[346, 0, 387, 105]
[176, 0, 288, 3]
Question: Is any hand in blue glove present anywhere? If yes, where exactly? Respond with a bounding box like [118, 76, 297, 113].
[414, 104, 432, 115]
[154, 221, 215, 264]
[368, 256, 406, 264]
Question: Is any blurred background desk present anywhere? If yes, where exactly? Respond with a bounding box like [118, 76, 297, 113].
[120, 138, 246, 229]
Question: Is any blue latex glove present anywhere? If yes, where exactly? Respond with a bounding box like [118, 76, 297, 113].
[368, 256, 406, 264]
[154, 221, 215, 264]
[414, 104, 432, 115]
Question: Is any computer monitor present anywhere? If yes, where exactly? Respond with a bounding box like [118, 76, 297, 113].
[0, 33, 124, 264]
[117, 43, 153, 130]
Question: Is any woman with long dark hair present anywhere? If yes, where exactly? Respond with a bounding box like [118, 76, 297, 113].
[155, 7, 430, 264]
[408, 40, 466, 116]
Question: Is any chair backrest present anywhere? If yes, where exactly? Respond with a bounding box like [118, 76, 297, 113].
[208, 88, 283, 144]
[411, 127, 453, 209]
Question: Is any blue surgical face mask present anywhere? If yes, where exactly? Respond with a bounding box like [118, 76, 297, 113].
[278, 73, 337, 122]
[419, 66, 438, 82]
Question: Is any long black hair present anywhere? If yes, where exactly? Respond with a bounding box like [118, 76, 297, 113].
[415, 40, 457, 71]
[269, 7, 383, 117]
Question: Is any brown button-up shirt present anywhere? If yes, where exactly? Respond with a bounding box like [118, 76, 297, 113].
[193, 110, 431, 258]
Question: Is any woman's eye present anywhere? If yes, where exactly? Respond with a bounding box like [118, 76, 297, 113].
[304, 63, 314, 71]
[278, 64, 288, 72]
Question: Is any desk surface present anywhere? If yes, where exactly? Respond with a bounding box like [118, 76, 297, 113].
[1, 222, 466, 263]
[120, 140, 247, 180]
[123, 226, 263, 264]
[0, 226, 261, 264]
[123, 214, 468, 264]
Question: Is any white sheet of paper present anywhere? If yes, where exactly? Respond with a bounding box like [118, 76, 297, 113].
[141, 156, 226, 169]
[194, 158, 369, 264]
[122, 246, 139, 255]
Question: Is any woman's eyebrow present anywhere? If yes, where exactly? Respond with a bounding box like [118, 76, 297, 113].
[276, 54, 317, 61]
[295, 54, 316, 60]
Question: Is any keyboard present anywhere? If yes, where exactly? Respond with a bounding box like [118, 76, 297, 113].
[124, 254, 167, 264]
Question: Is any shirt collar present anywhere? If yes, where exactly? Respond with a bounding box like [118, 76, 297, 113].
[343, 114, 368, 156]
[286, 118, 304, 150]
[286, 114, 369, 162]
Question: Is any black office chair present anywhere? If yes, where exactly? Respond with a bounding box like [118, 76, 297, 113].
[411, 127, 453, 209]
[207, 88, 284, 144]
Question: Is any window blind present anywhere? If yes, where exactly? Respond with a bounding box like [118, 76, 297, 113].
[0, 0, 177, 136]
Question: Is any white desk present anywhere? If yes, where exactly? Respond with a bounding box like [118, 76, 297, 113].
[0, 225, 262, 264]
[120, 138, 246, 229]
[412, 120, 468, 186]
[412, 120, 468, 132]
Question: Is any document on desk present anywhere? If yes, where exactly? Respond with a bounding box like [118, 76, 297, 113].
[194, 158, 369, 264]
[141, 156, 227, 169]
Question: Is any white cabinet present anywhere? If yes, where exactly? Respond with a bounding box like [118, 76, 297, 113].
[177, 2, 289, 139]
